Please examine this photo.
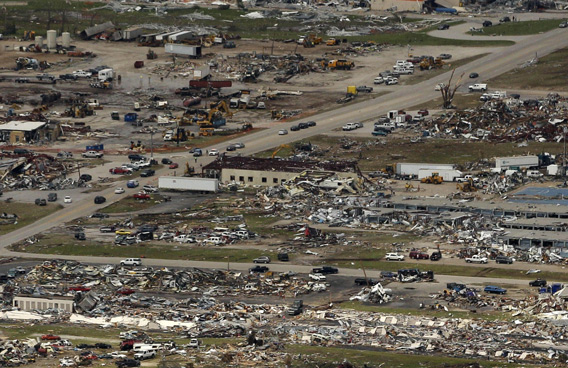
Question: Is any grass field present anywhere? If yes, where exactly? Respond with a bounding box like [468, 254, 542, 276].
[99, 194, 166, 213]
[468, 19, 562, 36]
[489, 47, 568, 91]
[405, 54, 489, 85]
[286, 345, 520, 368]
[0, 202, 62, 235]
[11, 233, 265, 261]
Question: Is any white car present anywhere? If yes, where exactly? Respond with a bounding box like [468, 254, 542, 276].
[64, 196, 72, 203]
[174, 234, 195, 243]
[110, 352, 127, 359]
[72, 70, 92, 78]
[278, 129, 288, 135]
[188, 339, 200, 348]
[434, 83, 445, 91]
[385, 77, 398, 85]
[114, 187, 125, 194]
[142, 185, 159, 193]
[59, 359, 75, 367]
[209, 149, 219, 156]
[309, 273, 326, 281]
[373, 77, 384, 84]
[385, 253, 405, 261]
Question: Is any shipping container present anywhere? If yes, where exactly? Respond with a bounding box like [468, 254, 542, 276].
[123, 27, 143, 41]
[189, 80, 232, 88]
[164, 43, 201, 57]
[86, 144, 104, 151]
[418, 169, 463, 182]
[193, 65, 210, 79]
[158, 176, 218, 192]
[495, 155, 539, 170]
[168, 31, 194, 42]
[396, 163, 454, 177]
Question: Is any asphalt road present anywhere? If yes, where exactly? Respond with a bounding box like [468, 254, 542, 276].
[1, 27, 568, 276]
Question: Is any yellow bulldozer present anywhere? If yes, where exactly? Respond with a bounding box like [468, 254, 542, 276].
[421, 172, 443, 184]
[456, 178, 478, 192]
[322, 59, 355, 70]
[419, 57, 444, 71]
[199, 127, 215, 136]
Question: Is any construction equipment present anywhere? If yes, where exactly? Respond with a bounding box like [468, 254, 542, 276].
[90, 81, 112, 89]
[146, 49, 157, 60]
[23, 31, 36, 41]
[184, 162, 195, 176]
[209, 100, 233, 117]
[456, 178, 477, 192]
[420, 172, 443, 184]
[405, 182, 414, 191]
[303, 34, 322, 48]
[199, 127, 215, 136]
[272, 144, 291, 159]
[323, 59, 355, 70]
[326, 38, 341, 46]
[419, 56, 444, 71]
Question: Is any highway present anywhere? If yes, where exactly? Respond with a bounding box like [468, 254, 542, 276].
[1, 26, 568, 277]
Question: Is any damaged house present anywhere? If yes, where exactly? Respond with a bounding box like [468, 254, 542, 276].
[0, 121, 60, 144]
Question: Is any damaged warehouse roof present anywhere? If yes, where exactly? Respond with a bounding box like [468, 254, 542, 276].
[204, 156, 359, 173]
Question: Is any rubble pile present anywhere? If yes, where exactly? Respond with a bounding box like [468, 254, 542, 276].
[426, 94, 568, 143]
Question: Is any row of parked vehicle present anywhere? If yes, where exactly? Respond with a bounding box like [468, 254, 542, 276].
[385, 250, 442, 261]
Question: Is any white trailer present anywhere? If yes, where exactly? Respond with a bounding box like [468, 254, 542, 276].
[164, 44, 201, 57]
[194, 65, 210, 79]
[123, 27, 143, 40]
[396, 163, 454, 177]
[495, 155, 539, 170]
[155, 31, 178, 42]
[418, 168, 463, 182]
[158, 176, 218, 192]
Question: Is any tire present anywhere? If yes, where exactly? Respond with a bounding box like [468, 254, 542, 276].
[120, 262, 125, 266]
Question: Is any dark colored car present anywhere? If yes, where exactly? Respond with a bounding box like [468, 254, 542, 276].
[307, 121, 316, 127]
[128, 154, 145, 161]
[438, 24, 450, 30]
[529, 279, 547, 287]
[99, 226, 116, 233]
[133, 193, 150, 200]
[277, 253, 289, 262]
[95, 343, 112, 349]
[380, 271, 397, 279]
[409, 251, 429, 260]
[483, 20, 493, 27]
[469, 72, 479, 78]
[59, 74, 78, 80]
[41, 334, 61, 340]
[495, 255, 513, 264]
[75, 232, 86, 240]
[447, 283, 467, 292]
[249, 265, 269, 273]
[484, 285, 506, 294]
[80, 174, 92, 182]
[312, 266, 338, 274]
[35, 198, 47, 206]
[290, 125, 300, 131]
[140, 169, 155, 177]
[94, 196, 106, 204]
[226, 145, 237, 151]
[298, 122, 309, 129]
[500, 16, 511, 22]
[48, 193, 57, 202]
[161, 158, 173, 164]
[430, 251, 442, 261]
[91, 212, 109, 219]
[116, 358, 140, 368]
[354, 278, 379, 286]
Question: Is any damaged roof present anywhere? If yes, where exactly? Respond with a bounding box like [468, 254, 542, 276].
[203, 156, 358, 174]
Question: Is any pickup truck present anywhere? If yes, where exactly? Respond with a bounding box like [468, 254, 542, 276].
[309, 273, 326, 281]
[312, 266, 338, 274]
[356, 86, 373, 93]
[465, 255, 488, 264]
[82, 150, 103, 158]
[133, 193, 150, 200]
[342, 122, 359, 131]
[468, 83, 487, 92]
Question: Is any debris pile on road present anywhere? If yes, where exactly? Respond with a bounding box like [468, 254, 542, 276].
[349, 283, 392, 304]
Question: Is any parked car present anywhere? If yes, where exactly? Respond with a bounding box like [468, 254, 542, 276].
[354, 278, 379, 286]
[169, 163, 179, 169]
[94, 196, 106, 204]
[253, 256, 271, 264]
[499, 16, 511, 22]
[80, 174, 92, 182]
[495, 255, 513, 264]
[249, 265, 269, 273]
[74, 232, 86, 240]
[529, 279, 547, 287]
[483, 20, 493, 27]
[278, 129, 288, 135]
[59, 73, 78, 80]
[116, 288, 135, 295]
[356, 86, 373, 93]
[278, 253, 289, 262]
[385, 253, 405, 261]
[142, 185, 158, 193]
[48, 193, 57, 202]
[290, 125, 300, 131]
[116, 358, 140, 368]
[115, 187, 125, 194]
[73, 70, 92, 78]
[484, 285, 507, 294]
[373, 77, 384, 84]
[110, 167, 132, 175]
[209, 149, 219, 156]
[140, 169, 155, 177]
[127, 180, 139, 188]
[42, 334, 61, 340]
[35, 198, 47, 206]
[438, 53, 452, 60]
[438, 24, 450, 30]
[82, 151, 103, 158]
[161, 158, 173, 164]
[99, 226, 116, 233]
[409, 251, 429, 259]
[560, 21, 568, 28]
[430, 251, 442, 261]
[68, 286, 91, 292]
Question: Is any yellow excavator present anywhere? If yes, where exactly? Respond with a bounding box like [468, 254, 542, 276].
[421, 172, 443, 184]
[272, 144, 291, 159]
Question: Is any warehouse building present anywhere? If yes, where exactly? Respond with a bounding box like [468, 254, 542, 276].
[13, 295, 74, 313]
[370, 0, 424, 12]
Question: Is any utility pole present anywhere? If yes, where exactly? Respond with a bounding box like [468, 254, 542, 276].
[564, 127, 567, 176]
[150, 129, 155, 160]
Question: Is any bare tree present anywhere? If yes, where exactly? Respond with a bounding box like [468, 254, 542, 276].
[440, 69, 464, 109]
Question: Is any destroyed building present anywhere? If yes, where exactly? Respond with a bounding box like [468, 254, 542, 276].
[13, 295, 74, 313]
[0, 121, 60, 144]
[203, 156, 359, 187]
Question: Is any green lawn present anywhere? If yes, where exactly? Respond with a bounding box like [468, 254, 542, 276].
[468, 19, 563, 36]
[489, 47, 568, 91]
[0, 202, 62, 235]
[286, 345, 521, 368]
[11, 233, 264, 261]
[404, 54, 489, 85]
[99, 194, 166, 214]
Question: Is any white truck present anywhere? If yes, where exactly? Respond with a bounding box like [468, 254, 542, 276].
[468, 83, 487, 92]
[82, 150, 103, 158]
[98, 68, 114, 81]
[158, 177, 219, 193]
[309, 273, 326, 281]
[342, 122, 359, 131]
[465, 255, 488, 264]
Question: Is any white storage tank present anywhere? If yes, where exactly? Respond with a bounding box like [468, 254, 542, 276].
[62, 32, 71, 48]
[46, 30, 57, 50]
[35, 36, 43, 47]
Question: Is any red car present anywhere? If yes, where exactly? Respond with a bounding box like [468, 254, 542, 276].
[41, 334, 61, 340]
[116, 288, 135, 295]
[169, 163, 179, 169]
[109, 167, 132, 175]
[68, 286, 91, 292]
[133, 193, 150, 200]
